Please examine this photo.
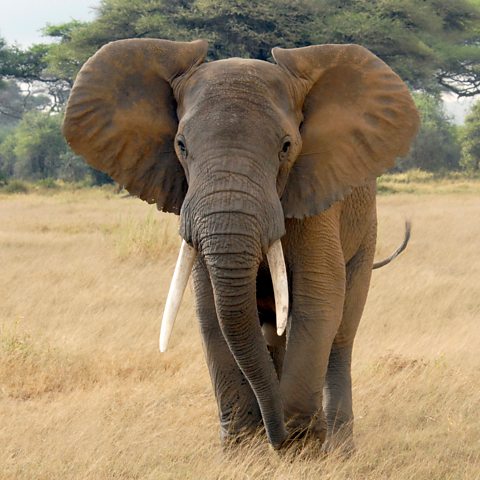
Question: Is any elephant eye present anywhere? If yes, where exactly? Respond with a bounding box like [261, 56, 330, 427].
[176, 135, 188, 158]
[279, 136, 292, 162]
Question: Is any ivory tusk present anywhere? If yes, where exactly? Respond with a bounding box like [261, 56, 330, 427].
[159, 240, 197, 352]
[266, 239, 289, 337]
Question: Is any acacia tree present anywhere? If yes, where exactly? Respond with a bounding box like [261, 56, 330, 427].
[0, 36, 71, 111]
[41, 0, 314, 74]
[0, 80, 50, 124]
[172, 0, 314, 60]
[40, 0, 480, 97]
[310, 0, 480, 96]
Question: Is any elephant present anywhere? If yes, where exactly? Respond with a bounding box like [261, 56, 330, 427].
[63, 38, 419, 451]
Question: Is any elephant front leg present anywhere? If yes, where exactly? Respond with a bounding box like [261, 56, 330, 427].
[192, 257, 262, 444]
[281, 216, 346, 446]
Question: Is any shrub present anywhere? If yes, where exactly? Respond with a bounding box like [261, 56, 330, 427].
[2, 179, 29, 193]
[36, 177, 58, 189]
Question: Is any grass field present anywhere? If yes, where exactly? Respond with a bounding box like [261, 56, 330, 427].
[1, 180, 479, 479]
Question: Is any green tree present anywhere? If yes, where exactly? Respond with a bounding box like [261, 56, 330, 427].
[1, 112, 66, 179]
[0, 36, 71, 110]
[57, 149, 91, 182]
[42, 0, 313, 73]
[173, 0, 314, 60]
[13, 112, 65, 179]
[0, 80, 23, 123]
[398, 93, 461, 172]
[0, 131, 17, 177]
[311, 0, 480, 97]
[460, 100, 480, 172]
[0, 79, 50, 126]
[41, 0, 480, 97]
[0, 110, 107, 182]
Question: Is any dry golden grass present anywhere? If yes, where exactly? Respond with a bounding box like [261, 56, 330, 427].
[1, 185, 479, 479]
[378, 170, 480, 195]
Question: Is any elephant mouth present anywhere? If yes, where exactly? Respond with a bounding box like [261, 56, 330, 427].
[159, 238, 289, 352]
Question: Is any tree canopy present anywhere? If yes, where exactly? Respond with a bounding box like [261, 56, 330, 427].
[0, 38, 71, 111]
[1, 0, 478, 97]
[311, 0, 480, 97]
[0, 80, 50, 125]
[460, 100, 480, 171]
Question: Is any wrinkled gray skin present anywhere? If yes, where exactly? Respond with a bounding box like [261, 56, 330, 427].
[63, 39, 419, 450]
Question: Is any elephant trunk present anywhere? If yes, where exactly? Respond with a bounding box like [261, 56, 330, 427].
[202, 230, 287, 448]
[178, 173, 287, 447]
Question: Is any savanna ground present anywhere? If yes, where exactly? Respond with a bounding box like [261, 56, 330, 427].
[1, 173, 479, 479]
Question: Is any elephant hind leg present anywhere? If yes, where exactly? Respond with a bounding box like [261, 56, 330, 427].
[324, 220, 376, 451]
[323, 345, 354, 452]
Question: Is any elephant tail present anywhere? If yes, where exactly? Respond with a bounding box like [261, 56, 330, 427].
[373, 220, 411, 270]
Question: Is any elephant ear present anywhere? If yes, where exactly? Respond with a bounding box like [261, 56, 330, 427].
[272, 44, 419, 219]
[63, 38, 208, 214]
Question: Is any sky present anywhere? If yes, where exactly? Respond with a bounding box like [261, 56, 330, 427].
[444, 94, 475, 125]
[0, 0, 475, 123]
[0, 0, 97, 46]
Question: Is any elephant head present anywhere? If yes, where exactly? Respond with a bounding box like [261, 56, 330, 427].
[63, 39, 419, 448]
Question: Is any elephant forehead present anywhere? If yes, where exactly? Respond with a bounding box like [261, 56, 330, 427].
[183, 59, 293, 110]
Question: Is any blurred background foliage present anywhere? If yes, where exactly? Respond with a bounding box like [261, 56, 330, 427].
[1, 0, 480, 185]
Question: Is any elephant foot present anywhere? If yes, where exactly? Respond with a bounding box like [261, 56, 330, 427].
[323, 422, 355, 456]
[322, 436, 356, 457]
[220, 422, 263, 449]
[283, 411, 327, 452]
